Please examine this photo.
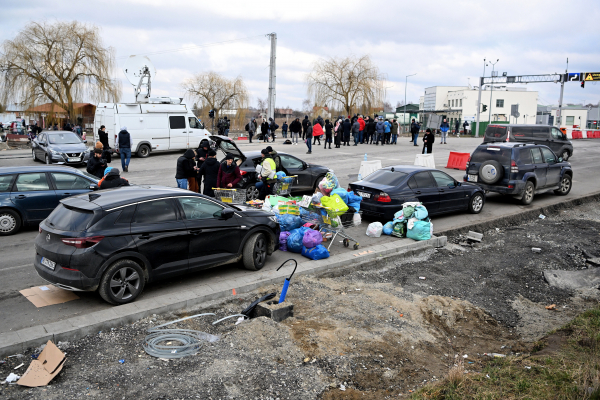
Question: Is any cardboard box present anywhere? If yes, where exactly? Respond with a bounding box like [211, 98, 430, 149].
[19, 285, 79, 308]
[17, 341, 66, 387]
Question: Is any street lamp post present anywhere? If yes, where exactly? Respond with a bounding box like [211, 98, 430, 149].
[488, 59, 499, 123]
[404, 73, 417, 133]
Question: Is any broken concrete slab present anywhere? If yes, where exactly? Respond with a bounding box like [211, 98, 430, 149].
[252, 300, 294, 322]
[466, 231, 483, 242]
[586, 258, 600, 267]
[543, 268, 600, 291]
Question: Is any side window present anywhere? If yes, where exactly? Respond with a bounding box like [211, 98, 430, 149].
[407, 177, 417, 190]
[512, 126, 532, 138]
[38, 133, 46, 143]
[566, 116, 574, 125]
[519, 148, 533, 164]
[431, 171, 455, 187]
[51, 173, 91, 190]
[496, 99, 504, 107]
[169, 116, 186, 130]
[551, 127, 563, 139]
[532, 127, 548, 139]
[0, 175, 15, 192]
[413, 172, 435, 188]
[540, 147, 556, 164]
[177, 197, 224, 220]
[115, 205, 136, 224]
[531, 148, 543, 164]
[133, 199, 178, 224]
[279, 154, 303, 169]
[15, 173, 50, 192]
[188, 117, 203, 129]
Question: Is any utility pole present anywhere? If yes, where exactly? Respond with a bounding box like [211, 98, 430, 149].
[488, 59, 499, 123]
[267, 33, 277, 123]
[404, 73, 416, 133]
[475, 58, 486, 138]
[556, 58, 567, 128]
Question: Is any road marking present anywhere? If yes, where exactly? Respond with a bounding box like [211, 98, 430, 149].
[0, 264, 33, 273]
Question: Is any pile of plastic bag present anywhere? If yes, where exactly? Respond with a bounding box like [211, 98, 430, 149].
[311, 171, 362, 227]
[281, 225, 329, 260]
[381, 202, 432, 241]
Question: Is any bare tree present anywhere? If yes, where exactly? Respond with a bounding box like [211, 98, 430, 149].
[306, 55, 386, 116]
[182, 72, 249, 128]
[396, 100, 405, 108]
[256, 97, 267, 114]
[383, 101, 393, 112]
[0, 21, 120, 121]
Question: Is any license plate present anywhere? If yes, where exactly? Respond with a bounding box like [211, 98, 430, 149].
[468, 174, 478, 182]
[41, 257, 56, 270]
[68, 157, 80, 162]
[356, 191, 371, 198]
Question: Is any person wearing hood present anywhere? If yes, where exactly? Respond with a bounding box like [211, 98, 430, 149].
[87, 147, 107, 178]
[301, 115, 309, 140]
[351, 118, 360, 146]
[305, 120, 313, 154]
[358, 115, 365, 144]
[391, 119, 399, 144]
[195, 139, 211, 189]
[117, 126, 133, 172]
[367, 117, 377, 144]
[375, 117, 385, 145]
[384, 119, 392, 144]
[98, 125, 109, 149]
[245, 118, 257, 143]
[422, 128, 435, 154]
[99, 167, 130, 190]
[266, 145, 286, 173]
[289, 118, 301, 145]
[217, 153, 242, 189]
[440, 118, 450, 144]
[333, 117, 343, 148]
[257, 148, 277, 199]
[198, 150, 220, 197]
[411, 118, 420, 146]
[176, 149, 198, 190]
[342, 118, 352, 146]
[324, 119, 333, 149]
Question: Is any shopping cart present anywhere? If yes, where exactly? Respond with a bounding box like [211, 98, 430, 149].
[272, 175, 298, 196]
[300, 205, 361, 250]
[213, 188, 247, 204]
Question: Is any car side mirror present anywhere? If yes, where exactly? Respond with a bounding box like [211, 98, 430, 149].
[302, 162, 308, 170]
[89, 184, 99, 191]
[219, 208, 235, 220]
[558, 157, 563, 162]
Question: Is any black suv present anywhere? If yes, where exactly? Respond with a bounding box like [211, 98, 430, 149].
[464, 143, 573, 205]
[34, 186, 280, 304]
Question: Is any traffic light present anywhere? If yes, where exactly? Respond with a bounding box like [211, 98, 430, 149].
[581, 81, 585, 88]
[209, 109, 215, 118]
[482, 104, 488, 112]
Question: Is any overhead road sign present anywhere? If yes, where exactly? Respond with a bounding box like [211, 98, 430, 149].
[567, 73, 583, 81]
[584, 72, 600, 81]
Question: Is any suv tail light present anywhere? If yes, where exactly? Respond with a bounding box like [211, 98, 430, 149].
[511, 160, 518, 173]
[466, 155, 471, 170]
[62, 236, 104, 249]
[240, 170, 247, 176]
[374, 192, 392, 203]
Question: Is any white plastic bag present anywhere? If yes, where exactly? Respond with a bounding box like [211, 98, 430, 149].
[261, 201, 272, 212]
[353, 213, 362, 226]
[366, 222, 383, 238]
[407, 217, 419, 230]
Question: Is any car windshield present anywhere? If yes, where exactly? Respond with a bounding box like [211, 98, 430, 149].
[363, 170, 408, 186]
[48, 132, 82, 144]
[46, 204, 95, 231]
[471, 146, 512, 163]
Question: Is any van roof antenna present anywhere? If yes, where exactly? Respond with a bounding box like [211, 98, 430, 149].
[123, 55, 156, 103]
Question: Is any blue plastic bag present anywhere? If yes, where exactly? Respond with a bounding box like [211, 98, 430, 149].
[277, 214, 302, 232]
[301, 244, 330, 260]
[300, 207, 310, 218]
[302, 229, 323, 248]
[276, 171, 287, 180]
[414, 205, 429, 220]
[287, 227, 310, 253]
[407, 220, 431, 241]
[331, 188, 348, 203]
[383, 221, 394, 235]
[393, 210, 404, 222]
[346, 192, 362, 212]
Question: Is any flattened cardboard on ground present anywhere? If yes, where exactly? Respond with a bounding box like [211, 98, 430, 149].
[17, 341, 65, 387]
[19, 285, 79, 307]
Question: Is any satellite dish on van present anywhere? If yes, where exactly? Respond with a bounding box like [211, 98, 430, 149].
[123, 55, 156, 103]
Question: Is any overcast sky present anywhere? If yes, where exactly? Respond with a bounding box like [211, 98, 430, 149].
[3, 0, 600, 110]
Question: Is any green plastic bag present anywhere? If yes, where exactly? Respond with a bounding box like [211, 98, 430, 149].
[391, 221, 406, 238]
[267, 195, 291, 207]
[402, 206, 415, 219]
[320, 194, 349, 217]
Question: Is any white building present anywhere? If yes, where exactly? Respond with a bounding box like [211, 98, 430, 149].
[421, 85, 538, 127]
[550, 106, 589, 129]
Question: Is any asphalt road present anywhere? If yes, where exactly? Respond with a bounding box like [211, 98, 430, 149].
[1, 135, 599, 334]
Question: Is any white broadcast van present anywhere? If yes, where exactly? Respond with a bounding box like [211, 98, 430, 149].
[93, 99, 210, 157]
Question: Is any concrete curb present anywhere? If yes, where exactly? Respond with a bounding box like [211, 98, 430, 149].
[0, 235, 446, 358]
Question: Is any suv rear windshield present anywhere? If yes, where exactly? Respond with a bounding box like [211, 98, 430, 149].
[484, 125, 508, 140]
[471, 146, 512, 164]
[363, 170, 408, 186]
[46, 204, 95, 231]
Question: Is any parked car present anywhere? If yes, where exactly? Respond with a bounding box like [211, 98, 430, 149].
[210, 135, 330, 200]
[464, 142, 572, 205]
[0, 166, 99, 235]
[348, 166, 485, 221]
[483, 124, 573, 161]
[31, 131, 90, 165]
[34, 186, 280, 304]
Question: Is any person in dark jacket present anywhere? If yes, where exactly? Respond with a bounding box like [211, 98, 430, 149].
[410, 119, 420, 146]
[333, 117, 342, 148]
[116, 126, 132, 172]
[195, 138, 211, 189]
[266, 145, 286, 173]
[324, 119, 333, 149]
[351, 118, 360, 146]
[301, 115, 309, 140]
[342, 118, 352, 146]
[455, 120, 460, 136]
[261, 119, 270, 142]
[367, 117, 377, 144]
[281, 121, 288, 139]
[422, 128, 435, 154]
[269, 118, 278, 141]
[99, 167, 130, 189]
[289, 118, 301, 144]
[86, 148, 107, 178]
[98, 125, 109, 149]
[375, 117, 385, 145]
[175, 149, 198, 190]
[217, 153, 242, 188]
[305, 120, 313, 154]
[245, 118, 257, 143]
[198, 150, 220, 197]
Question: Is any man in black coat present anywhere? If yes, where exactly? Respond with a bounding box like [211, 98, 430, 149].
[367, 117, 377, 144]
[301, 115, 309, 140]
[422, 128, 435, 154]
[175, 149, 198, 190]
[98, 125, 109, 149]
[289, 118, 301, 145]
[198, 150, 220, 197]
[117, 126, 132, 172]
[342, 118, 352, 146]
[99, 168, 130, 189]
[86, 148, 107, 178]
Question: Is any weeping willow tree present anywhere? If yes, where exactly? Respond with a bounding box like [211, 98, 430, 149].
[306, 55, 386, 116]
[0, 21, 121, 121]
[182, 71, 249, 130]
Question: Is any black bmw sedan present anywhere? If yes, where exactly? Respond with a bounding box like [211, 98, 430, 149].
[349, 166, 485, 221]
[34, 186, 280, 305]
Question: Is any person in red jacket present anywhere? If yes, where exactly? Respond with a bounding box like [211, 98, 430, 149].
[358, 115, 365, 144]
[217, 153, 242, 188]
